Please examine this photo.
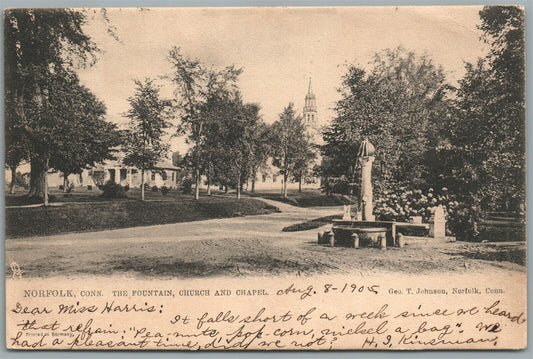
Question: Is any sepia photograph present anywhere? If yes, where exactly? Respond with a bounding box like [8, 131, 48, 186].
[3, 5, 527, 351]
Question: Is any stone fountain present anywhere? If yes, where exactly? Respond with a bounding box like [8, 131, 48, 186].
[318, 139, 451, 249]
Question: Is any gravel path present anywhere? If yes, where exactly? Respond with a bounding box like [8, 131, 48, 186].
[5, 199, 525, 279]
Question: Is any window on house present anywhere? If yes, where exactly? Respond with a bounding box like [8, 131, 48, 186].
[172, 173, 175, 182]
[151, 171, 156, 180]
[273, 175, 277, 183]
[162, 171, 167, 180]
[262, 174, 267, 183]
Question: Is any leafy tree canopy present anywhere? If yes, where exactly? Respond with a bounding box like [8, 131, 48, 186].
[323, 47, 451, 191]
[122, 79, 171, 200]
[444, 6, 525, 211]
[48, 75, 120, 178]
[270, 103, 313, 197]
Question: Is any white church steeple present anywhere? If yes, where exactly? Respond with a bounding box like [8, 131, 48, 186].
[303, 77, 317, 126]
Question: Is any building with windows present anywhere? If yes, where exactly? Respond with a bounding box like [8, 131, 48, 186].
[6, 79, 320, 194]
[46, 159, 182, 189]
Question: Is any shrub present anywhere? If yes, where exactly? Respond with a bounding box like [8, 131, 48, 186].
[374, 186, 481, 241]
[447, 204, 482, 242]
[151, 185, 159, 192]
[161, 186, 170, 196]
[100, 180, 128, 199]
[123, 184, 130, 192]
[181, 178, 193, 195]
[87, 185, 93, 191]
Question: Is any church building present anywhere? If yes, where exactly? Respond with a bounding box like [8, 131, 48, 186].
[252, 78, 321, 192]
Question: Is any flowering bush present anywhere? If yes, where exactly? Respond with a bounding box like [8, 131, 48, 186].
[375, 187, 447, 222]
[374, 186, 481, 240]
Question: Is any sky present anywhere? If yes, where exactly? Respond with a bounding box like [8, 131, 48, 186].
[77, 6, 489, 153]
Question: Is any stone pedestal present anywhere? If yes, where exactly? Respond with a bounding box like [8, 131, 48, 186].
[324, 231, 335, 247]
[351, 233, 359, 248]
[318, 231, 335, 246]
[379, 235, 386, 250]
[359, 156, 375, 221]
[429, 205, 446, 238]
[397, 233, 405, 247]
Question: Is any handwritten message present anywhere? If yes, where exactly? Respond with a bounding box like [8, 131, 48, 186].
[6, 274, 527, 350]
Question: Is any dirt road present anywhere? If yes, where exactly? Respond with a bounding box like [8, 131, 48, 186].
[5, 199, 525, 279]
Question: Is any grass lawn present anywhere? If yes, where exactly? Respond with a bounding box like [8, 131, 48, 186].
[6, 186, 218, 205]
[5, 189, 279, 238]
[282, 214, 342, 232]
[246, 189, 354, 207]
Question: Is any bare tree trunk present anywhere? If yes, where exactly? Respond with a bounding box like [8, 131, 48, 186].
[9, 166, 16, 194]
[194, 166, 200, 200]
[207, 174, 211, 196]
[224, 185, 229, 194]
[237, 174, 241, 199]
[298, 173, 303, 193]
[43, 157, 49, 206]
[283, 172, 288, 198]
[63, 173, 69, 193]
[251, 177, 256, 193]
[141, 168, 145, 201]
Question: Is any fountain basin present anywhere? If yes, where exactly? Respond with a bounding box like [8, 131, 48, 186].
[332, 220, 397, 247]
[332, 225, 388, 248]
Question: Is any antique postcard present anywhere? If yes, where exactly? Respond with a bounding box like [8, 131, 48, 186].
[4, 6, 527, 350]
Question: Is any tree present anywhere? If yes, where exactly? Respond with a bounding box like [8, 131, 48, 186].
[172, 151, 183, 167]
[200, 92, 264, 199]
[222, 100, 263, 199]
[293, 142, 317, 193]
[322, 47, 450, 193]
[48, 77, 120, 192]
[5, 99, 29, 194]
[4, 9, 99, 204]
[122, 79, 171, 201]
[5, 140, 28, 194]
[270, 103, 311, 198]
[167, 47, 241, 199]
[445, 6, 525, 212]
[248, 121, 272, 193]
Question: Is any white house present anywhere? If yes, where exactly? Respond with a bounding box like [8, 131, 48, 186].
[46, 160, 182, 189]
